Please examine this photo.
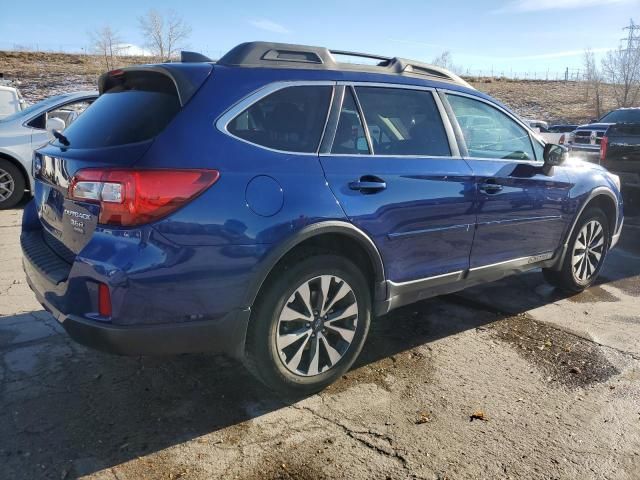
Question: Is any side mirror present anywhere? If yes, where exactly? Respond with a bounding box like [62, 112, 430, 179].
[543, 143, 568, 174]
[46, 116, 65, 133]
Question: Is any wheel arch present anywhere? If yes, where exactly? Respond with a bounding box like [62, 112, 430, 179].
[552, 187, 620, 270]
[0, 151, 32, 193]
[244, 221, 387, 311]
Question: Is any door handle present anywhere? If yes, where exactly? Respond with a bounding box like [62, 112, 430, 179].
[349, 176, 387, 193]
[479, 181, 503, 194]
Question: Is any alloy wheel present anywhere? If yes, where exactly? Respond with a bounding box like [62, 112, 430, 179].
[275, 275, 358, 377]
[572, 220, 605, 283]
[0, 168, 15, 202]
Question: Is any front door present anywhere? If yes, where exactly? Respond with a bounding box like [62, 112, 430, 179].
[320, 85, 476, 284]
[443, 92, 572, 268]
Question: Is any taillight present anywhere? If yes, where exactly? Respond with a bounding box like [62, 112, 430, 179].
[98, 283, 112, 317]
[69, 169, 219, 226]
[600, 136, 608, 164]
[559, 134, 565, 145]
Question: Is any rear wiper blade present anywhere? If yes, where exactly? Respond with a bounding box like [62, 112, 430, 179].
[52, 129, 70, 146]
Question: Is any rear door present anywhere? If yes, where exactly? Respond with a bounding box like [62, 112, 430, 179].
[442, 91, 571, 268]
[320, 84, 476, 285]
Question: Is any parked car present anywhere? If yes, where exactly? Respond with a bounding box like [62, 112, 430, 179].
[22, 42, 623, 395]
[0, 91, 97, 208]
[0, 80, 26, 119]
[601, 122, 640, 190]
[537, 124, 578, 145]
[568, 108, 640, 163]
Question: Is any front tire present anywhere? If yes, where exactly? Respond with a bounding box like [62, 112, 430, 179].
[543, 207, 609, 292]
[0, 159, 26, 210]
[245, 251, 371, 396]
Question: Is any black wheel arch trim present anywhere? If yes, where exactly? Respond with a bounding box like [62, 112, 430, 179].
[243, 220, 387, 310]
[552, 186, 620, 271]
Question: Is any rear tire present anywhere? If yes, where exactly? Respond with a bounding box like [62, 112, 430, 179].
[543, 207, 609, 292]
[244, 251, 371, 396]
[0, 159, 25, 210]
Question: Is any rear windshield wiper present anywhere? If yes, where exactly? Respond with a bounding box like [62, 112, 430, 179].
[52, 129, 70, 146]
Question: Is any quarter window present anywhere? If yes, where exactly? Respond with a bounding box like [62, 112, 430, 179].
[355, 87, 451, 156]
[331, 88, 369, 155]
[446, 94, 535, 161]
[228, 85, 332, 153]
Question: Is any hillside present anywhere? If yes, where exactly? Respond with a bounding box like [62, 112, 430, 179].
[0, 50, 623, 124]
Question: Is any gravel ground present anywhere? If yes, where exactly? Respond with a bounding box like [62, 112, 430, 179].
[1, 201, 639, 480]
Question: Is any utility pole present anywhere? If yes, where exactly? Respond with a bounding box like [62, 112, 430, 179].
[622, 18, 640, 51]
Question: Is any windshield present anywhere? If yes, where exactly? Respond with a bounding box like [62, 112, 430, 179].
[599, 109, 640, 124]
[0, 93, 79, 123]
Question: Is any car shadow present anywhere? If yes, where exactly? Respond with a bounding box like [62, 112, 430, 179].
[1, 292, 502, 478]
[1, 229, 638, 479]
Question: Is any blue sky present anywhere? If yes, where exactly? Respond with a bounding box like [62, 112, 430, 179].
[2, 0, 638, 76]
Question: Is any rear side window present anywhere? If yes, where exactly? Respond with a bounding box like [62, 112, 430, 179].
[355, 87, 450, 156]
[331, 88, 369, 155]
[57, 71, 181, 148]
[228, 86, 332, 153]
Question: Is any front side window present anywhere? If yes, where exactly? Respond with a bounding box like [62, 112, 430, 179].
[447, 94, 535, 161]
[228, 85, 332, 153]
[355, 87, 451, 156]
[331, 88, 369, 155]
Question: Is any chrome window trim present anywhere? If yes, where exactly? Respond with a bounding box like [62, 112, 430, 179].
[439, 88, 545, 166]
[320, 85, 345, 154]
[214, 80, 336, 156]
[349, 85, 375, 155]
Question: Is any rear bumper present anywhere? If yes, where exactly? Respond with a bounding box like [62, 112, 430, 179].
[50, 302, 249, 357]
[21, 224, 252, 358]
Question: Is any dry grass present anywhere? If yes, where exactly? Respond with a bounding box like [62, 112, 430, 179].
[0, 51, 624, 123]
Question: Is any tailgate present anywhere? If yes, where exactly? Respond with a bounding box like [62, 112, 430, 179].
[33, 64, 212, 256]
[605, 124, 640, 173]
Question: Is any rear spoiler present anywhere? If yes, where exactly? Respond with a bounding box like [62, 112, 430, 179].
[98, 63, 213, 106]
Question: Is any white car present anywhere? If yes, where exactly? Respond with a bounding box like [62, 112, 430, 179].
[0, 82, 27, 119]
[0, 91, 97, 208]
[536, 124, 578, 145]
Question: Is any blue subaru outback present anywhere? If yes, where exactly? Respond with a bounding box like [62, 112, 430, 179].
[22, 42, 624, 394]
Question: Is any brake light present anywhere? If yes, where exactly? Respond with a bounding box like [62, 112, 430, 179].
[69, 169, 219, 226]
[559, 134, 565, 145]
[600, 136, 608, 164]
[98, 283, 112, 317]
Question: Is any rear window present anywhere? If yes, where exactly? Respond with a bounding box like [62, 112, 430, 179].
[599, 109, 640, 123]
[56, 71, 180, 148]
[228, 85, 332, 153]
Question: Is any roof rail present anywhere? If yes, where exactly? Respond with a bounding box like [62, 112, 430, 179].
[217, 42, 473, 89]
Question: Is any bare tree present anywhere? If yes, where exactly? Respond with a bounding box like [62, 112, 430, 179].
[90, 26, 122, 70]
[583, 49, 604, 118]
[138, 9, 191, 62]
[432, 51, 454, 70]
[602, 46, 640, 107]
